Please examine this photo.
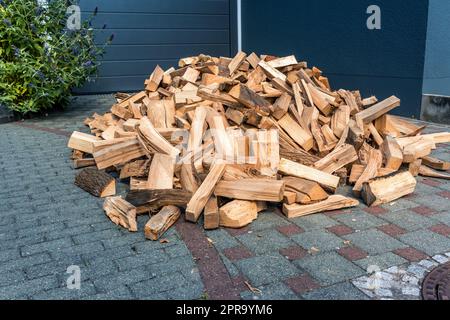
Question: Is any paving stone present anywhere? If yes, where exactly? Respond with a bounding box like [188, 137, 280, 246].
[377, 224, 407, 238]
[380, 198, 419, 212]
[93, 266, 155, 293]
[240, 282, 299, 300]
[130, 272, 187, 296]
[337, 246, 369, 261]
[326, 225, 354, 236]
[412, 196, 448, 213]
[432, 254, 449, 264]
[0, 252, 52, 273]
[20, 237, 74, 257]
[88, 285, 134, 300]
[333, 211, 386, 230]
[343, 229, 408, 255]
[354, 252, 408, 271]
[294, 251, 365, 286]
[429, 224, 450, 237]
[279, 246, 308, 261]
[223, 246, 254, 261]
[301, 281, 369, 300]
[0, 269, 26, 287]
[291, 214, 339, 231]
[430, 212, 450, 226]
[164, 283, 204, 300]
[284, 273, 320, 294]
[393, 247, 429, 262]
[291, 230, 345, 252]
[234, 254, 301, 287]
[399, 229, 450, 256]
[276, 224, 304, 236]
[248, 210, 290, 231]
[363, 206, 388, 215]
[0, 275, 59, 299]
[115, 250, 168, 271]
[380, 209, 436, 231]
[204, 229, 240, 251]
[32, 281, 97, 300]
[236, 229, 294, 255]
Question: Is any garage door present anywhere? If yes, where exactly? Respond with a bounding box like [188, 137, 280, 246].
[77, 0, 235, 93]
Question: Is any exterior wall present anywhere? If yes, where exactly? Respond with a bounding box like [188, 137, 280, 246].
[77, 0, 234, 93]
[423, 0, 450, 96]
[241, 0, 429, 118]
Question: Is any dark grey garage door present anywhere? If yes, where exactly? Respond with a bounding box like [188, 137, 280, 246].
[77, 0, 235, 93]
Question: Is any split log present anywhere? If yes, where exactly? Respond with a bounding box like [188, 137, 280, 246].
[204, 196, 219, 230]
[422, 155, 450, 171]
[73, 158, 96, 169]
[278, 114, 314, 151]
[418, 165, 450, 180]
[136, 117, 180, 157]
[74, 167, 116, 197]
[282, 195, 359, 218]
[145, 65, 164, 92]
[144, 205, 181, 240]
[353, 149, 383, 196]
[147, 153, 174, 189]
[313, 144, 357, 173]
[282, 176, 328, 202]
[383, 135, 403, 170]
[103, 196, 137, 232]
[402, 138, 434, 163]
[271, 93, 291, 120]
[258, 60, 287, 82]
[355, 96, 400, 125]
[219, 200, 258, 228]
[93, 138, 146, 170]
[408, 159, 422, 177]
[119, 159, 150, 179]
[126, 189, 193, 209]
[349, 164, 395, 184]
[361, 171, 417, 206]
[228, 51, 247, 75]
[267, 55, 298, 69]
[214, 178, 285, 202]
[278, 158, 340, 192]
[185, 161, 227, 222]
[68, 131, 101, 154]
[229, 84, 272, 116]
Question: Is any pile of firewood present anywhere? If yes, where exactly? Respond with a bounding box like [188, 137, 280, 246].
[67, 52, 450, 241]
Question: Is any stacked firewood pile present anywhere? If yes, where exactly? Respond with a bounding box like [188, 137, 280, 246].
[68, 52, 450, 241]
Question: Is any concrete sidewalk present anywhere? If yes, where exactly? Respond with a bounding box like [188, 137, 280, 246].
[0, 95, 449, 300]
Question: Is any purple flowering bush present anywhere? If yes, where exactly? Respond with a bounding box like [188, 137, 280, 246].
[0, 0, 109, 113]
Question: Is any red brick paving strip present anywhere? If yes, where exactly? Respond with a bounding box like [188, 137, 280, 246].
[363, 206, 388, 215]
[377, 224, 407, 238]
[393, 247, 429, 262]
[175, 220, 241, 300]
[285, 274, 320, 294]
[13, 122, 72, 137]
[327, 225, 354, 236]
[337, 246, 368, 261]
[225, 226, 250, 237]
[323, 209, 347, 217]
[279, 246, 308, 261]
[410, 206, 436, 216]
[276, 224, 304, 236]
[223, 246, 254, 261]
[421, 179, 443, 187]
[429, 224, 450, 237]
[437, 191, 450, 199]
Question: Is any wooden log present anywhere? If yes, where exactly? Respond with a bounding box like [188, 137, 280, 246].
[93, 138, 146, 170]
[204, 196, 219, 230]
[185, 161, 227, 222]
[353, 149, 383, 196]
[278, 114, 314, 151]
[338, 89, 360, 115]
[228, 51, 247, 75]
[74, 167, 116, 197]
[147, 153, 174, 189]
[331, 105, 350, 138]
[418, 165, 450, 180]
[267, 55, 298, 68]
[68, 131, 101, 154]
[408, 159, 422, 177]
[119, 159, 150, 179]
[258, 60, 287, 82]
[180, 67, 200, 83]
[103, 196, 137, 232]
[144, 205, 181, 240]
[137, 117, 180, 157]
[355, 96, 400, 125]
[73, 158, 96, 169]
[229, 84, 272, 116]
[422, 155, 450, 171]
[368, 123, 384, 146]
[126, 189, 192, 209]
[313, 144, 358, 174]
[278, 158, 340, 192]
[225, 108, 245, 125]
[282, 176, 328, 202]
[402, 139, 434, 163]
[383, 135, 403, 170]
[283, 191, 297, 204]
[219, 200, 258, 228]
[214, 178, 285, 202]
[282, 195, 359, 218]
[271, 93, 291, 120]
[361, 171, 417, 207]
[349, 165, 395, 184]
[246, 52, 261, 69]
[145, 65, 164, 92]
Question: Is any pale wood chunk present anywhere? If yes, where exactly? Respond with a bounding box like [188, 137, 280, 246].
[229, 84, 272, 116]
[214, 178, 285, 202]
[103, 196, 137, 232]
[418, 165, 450, 180]
[185, 161, 227, 222]
[145, 65, 164, 92]
[228, 51, 247, 75]
[68, 131, 101, 154]
[219, 200, 258, 228]
[246, 52, 261, 69]
[408, 159, 422, 177]
[137, 117, 180, 157]
[282, 176, 328, 202]
[258, 60, 287, 82]
[422, 155, 450, 171]
[144, 205, 181, 240]
[313, 143, 358, 174]
[361, 171, 417, 207]
[147, 153, 174, 189]
[93, 138, 146, 170]
[204, 196, 219, 230]
[355, 96, 400, 125]
[271, 93, 291, 120]
[278, 114, 314, 151]
[267, 55, 298, 69]
[282, 195, 359, 218]
[383, 136, 403, 170]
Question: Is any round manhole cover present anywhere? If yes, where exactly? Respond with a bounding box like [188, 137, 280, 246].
[421, 262, 450, 300]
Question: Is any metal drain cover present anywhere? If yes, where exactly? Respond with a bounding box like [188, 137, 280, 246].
[421, 262, 450, 300]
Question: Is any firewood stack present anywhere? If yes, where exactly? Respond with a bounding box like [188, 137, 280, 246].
[68, 52, 450, 240]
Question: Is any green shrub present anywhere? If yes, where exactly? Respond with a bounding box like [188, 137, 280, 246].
[0, 0, 110, 114]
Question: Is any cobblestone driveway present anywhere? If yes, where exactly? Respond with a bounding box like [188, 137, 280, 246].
[0, 95, 449, 300]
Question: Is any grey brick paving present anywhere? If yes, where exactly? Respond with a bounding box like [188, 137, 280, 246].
[1, 96, 449, 300]
[343, 230, 408, 255]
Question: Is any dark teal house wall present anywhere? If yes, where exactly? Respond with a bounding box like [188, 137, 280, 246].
[241, 0, 429, 118]
[423, 0, 450, 96]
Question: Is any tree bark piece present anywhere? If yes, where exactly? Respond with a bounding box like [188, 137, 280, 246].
[278, 158, 340, 192]
[119, 159, 150, 179]
[126, 189, 193, 209]
[75, 167, 116, 197]
[219, 200, 258, 228]
[103, 196, 137, 232]
[361, 171, 417, 207]
[214, 178, 285, 202]
[144, 205, 181, 240]
[185, 161, 227, 222]
[282, 195, 359, 218]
